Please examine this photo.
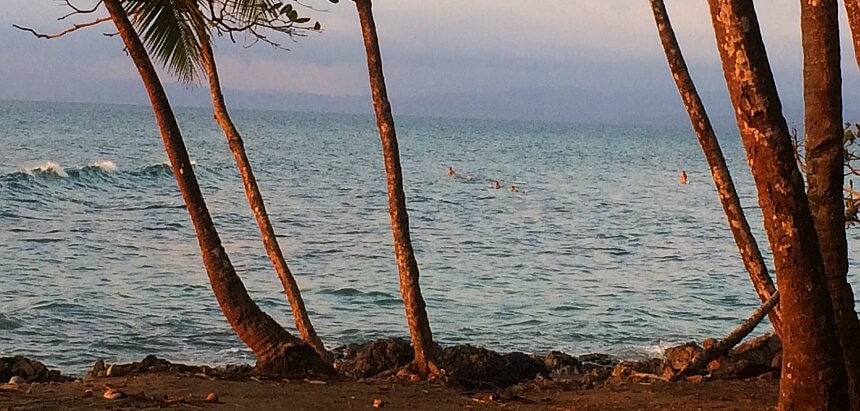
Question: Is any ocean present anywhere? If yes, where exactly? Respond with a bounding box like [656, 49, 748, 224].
[1, 99, 856, 375]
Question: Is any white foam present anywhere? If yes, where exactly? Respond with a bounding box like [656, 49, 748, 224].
[90, 160, 117, 172]
[154, 160, 197, 166]
[24, 161, 67, 177]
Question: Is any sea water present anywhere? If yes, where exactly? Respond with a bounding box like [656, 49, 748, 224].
[1, 99, 856, 374]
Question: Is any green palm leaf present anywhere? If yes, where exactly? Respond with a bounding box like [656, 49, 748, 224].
[122, 0, 209, 84]
[120, 0, 302, 84]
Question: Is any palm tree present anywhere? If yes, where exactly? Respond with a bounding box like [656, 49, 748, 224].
[648, 0, 781, 336]
[704, 0, 848, 408]
[198, 33, 330, 364]
[846, 1, 860, 71]
[121, 0, 329, 362]
[353, 0, 440, 377]
[802, 1, 860, 406]
[102, 0, 329, 377]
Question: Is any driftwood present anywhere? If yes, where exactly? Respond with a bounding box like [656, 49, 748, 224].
[676, 290, 780, 378]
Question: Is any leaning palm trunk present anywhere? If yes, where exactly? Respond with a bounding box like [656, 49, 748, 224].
[197, 38, 329, 363]
[648, 0, 781, 336]
[846, 0, 860, 71]
[810, 3, 860, 408]
[678, 290, 780, 377]
[102, 0, 329, 377]
[354, 0, 439, 376]
[705, 1, 848, 409]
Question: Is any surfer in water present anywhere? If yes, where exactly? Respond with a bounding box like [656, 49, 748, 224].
[679, 170, 688, 185]
[491, 180, 502, 189]
[447, 166, 456, 176]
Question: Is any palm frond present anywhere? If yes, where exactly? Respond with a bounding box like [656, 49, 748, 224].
[122, 0, 208, 84]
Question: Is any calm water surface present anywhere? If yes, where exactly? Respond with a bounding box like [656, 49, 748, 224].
[1, 100, 857, 374]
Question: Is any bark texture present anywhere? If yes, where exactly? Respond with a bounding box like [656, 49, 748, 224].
[197, 39, 330, 363]
[354, 0, 438, 376]
[705, 1, 848, 409]
[846, 0, 860, 72]
[803, 2, 860, 407]
[103, 0, 329, 377]
[649, 0, 781, 336]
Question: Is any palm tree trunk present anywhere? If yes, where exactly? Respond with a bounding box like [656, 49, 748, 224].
[845, 0, 860, 71]
[102, 0, 329, 377]
[802, 1, 860, 408]
[648, 0, 782, 336]
[353, 0, 438, 376]
[196, 38, 330, 363]
[705, 0, 848, 409]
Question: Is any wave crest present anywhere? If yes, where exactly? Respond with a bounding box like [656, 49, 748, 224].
[22, 161, 67, 177]
[89, 160, 117, 172]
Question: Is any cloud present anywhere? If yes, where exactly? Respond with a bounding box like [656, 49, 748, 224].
[2, 0, 858, 121]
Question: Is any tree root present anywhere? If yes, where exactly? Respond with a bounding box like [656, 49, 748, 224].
[252, 343, 335, 380]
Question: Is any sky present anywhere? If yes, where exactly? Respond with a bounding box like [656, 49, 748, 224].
[2, 1, 860, 123]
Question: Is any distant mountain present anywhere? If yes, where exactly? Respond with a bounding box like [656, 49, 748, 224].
[8, 78, 860, 126]
[153, 83, 823, 127]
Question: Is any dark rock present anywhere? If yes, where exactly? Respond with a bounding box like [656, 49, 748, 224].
[439, 345, 548, 389]
[544, 351, 581, 375]
[333, 338, 414, 379]
[89, 356, 255, 380]
[664, 342, 703, 372]
[607, 358, 667, 384]
[86, 360, 105, 380]
[729, 333, 781, 369]
[0, 356, 71, 383]
[712, 359, 775, 380]
[697, 333, 782, 380]
[503, 352, 548, 382]
[212, 364, 254, 379]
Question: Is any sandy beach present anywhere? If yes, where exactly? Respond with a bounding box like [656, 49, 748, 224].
[1, 373, 778, 411]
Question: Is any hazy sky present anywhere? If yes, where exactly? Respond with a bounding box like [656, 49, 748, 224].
[2, 1, 859, 121]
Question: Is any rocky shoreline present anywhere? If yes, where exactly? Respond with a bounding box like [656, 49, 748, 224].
[2, 333, 781, 391]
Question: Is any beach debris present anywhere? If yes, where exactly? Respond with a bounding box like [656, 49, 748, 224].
[103, 388, 128, 400]
[82, 389, 94, 398]
[577, 353, 619, 368]
[0, 383, 22, 392]
[205, 392, 219, 403]
[372, 398, 387, 408]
